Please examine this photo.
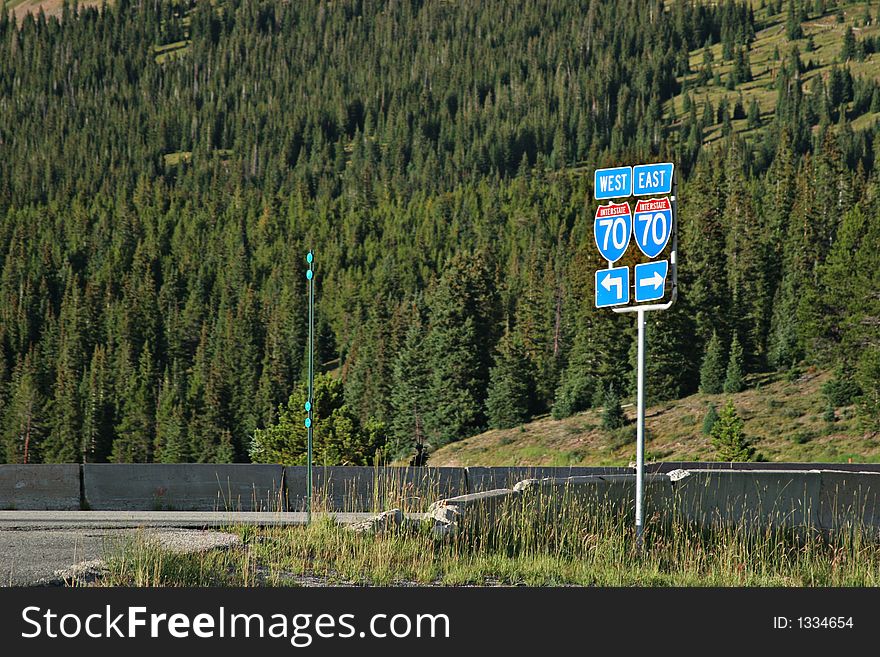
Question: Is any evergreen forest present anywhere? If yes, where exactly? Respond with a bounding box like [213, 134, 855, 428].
[0, 0, 878, 466]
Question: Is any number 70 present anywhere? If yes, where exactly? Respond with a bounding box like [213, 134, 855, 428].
[636, 211, 668, 246]
[598, 217, 628, 250]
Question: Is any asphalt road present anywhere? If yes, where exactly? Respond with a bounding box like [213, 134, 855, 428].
[0, 511, 382, 586]
[0, 510, 378, 529]
[0, 528, 117, 586]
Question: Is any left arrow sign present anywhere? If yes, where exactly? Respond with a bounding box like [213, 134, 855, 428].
[595, 266, 630, 308]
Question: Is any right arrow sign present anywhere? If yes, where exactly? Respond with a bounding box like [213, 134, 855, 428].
[634, 260, 669, 303]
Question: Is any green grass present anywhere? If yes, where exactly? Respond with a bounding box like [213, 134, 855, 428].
[100, 495, 880, 587]
[428, 368, 875, 467]
[154, 40, 190, 64]
[163, 149, 234, 166]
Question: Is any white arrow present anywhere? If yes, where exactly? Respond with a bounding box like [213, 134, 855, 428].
[639, 271, 664, 289]
[601, 273, 623, 298]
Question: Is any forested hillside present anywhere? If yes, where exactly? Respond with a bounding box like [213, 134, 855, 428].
[0, 0, 877, 466]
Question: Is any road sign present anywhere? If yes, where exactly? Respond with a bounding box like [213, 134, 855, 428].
[590, 161, 678, 552]
[595, 266, 630, 308]
[634, 260, 668, 303]
[593, 202, 632, 263]
[633, 162, 674, 196]
[633, 197, 672, 258]
[594, 166, 632, 200]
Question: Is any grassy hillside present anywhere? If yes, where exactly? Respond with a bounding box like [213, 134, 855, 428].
[428, 369, 879, 466]
[5, 0, 104, 20]
[669, 1, 880, 142]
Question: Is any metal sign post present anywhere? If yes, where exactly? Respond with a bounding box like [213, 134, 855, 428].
[593, 163, 678, 550]
[305, 251, 315, 523]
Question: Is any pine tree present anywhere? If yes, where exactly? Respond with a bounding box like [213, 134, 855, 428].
[786, 0, 803, 40]
[80, 346, 114, 463]
[1, 353, 46, 463]
[679, 156, 730, 347]
[747, 97, 761, 128]
[840, 26, 856, 62]
[44, 345, 81, 462]
[725, 141, 770, 370]
[643, 302, 700, 403]
[422, 251, 501, 446]
[702, 403, 719, 436]
[250, 374, 384, 466]
[153, 369, 188, 463]
[700, 331, 726, 394]
[711, 399, 755, 461]
[486, 333, 536, 429]
[600, 384, 626, 431]
[388, 318, 430, 460]
[724, 332, 745, 394]
[856, 348, 880, 432]
[552, 326, 596, 420]
[111, 342, 156, 463]
[424, 316, 483, 447]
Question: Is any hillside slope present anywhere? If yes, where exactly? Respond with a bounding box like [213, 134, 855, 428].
[669, 1, 880, 142]
[428, 369, 878, 466]
[6, 0, 104, 20]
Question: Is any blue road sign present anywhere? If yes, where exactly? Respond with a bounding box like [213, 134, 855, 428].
[594, 166, 632, 200]
[634, 260, 668, 303]
[595, 266, 630, 308]
[633, 197, 673, 258]
[633, 162, 674, 196]
[593, 202, 632, 264]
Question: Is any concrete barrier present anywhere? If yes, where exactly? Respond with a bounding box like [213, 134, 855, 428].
[648, 462, 880, 474]
[667, 469, 823, 529]
[0, 464, 81, 510]
[3, 463, 878, 528]
[464, 466, 632, 493]
[514, 474, 673, 514]
[83, 464, 284, 511]
[426, 489, 522, 537]
[818, 471, 880, 530]
[285, 466, 467, 512]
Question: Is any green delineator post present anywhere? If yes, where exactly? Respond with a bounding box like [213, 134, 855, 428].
[306, 251, 315, 523]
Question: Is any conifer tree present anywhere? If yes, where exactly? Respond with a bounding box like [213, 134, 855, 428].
[724, 332, 745, 394]
[644, 303, 700, 403]
[111, 342, 157, 463]
[422, 252, 501, 446]
[786, 0, 803, 40]
[154, 369, 188, 463]
[388, 319, 430, 460]
[250, 374, 384, 466]
[1, 353, 46, 464]
[711, 399, 755, 461]
[552, 326, 596, 420]
[486, 333, 536, 430]
[700, 331, 726, 394]
[702, 403, 719, 436]
[679, 156, 730, 346]
[841, 26, 856, 62]
[856, 349, 880, 432]
[80, 346, 114, 463]
[600, 384, 626, 431]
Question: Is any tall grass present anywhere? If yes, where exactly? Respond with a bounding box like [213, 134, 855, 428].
[101, 487, 880, 587]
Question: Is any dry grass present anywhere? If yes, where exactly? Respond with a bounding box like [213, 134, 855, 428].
[100, 493, 880, 587]
[6, 0, 105, 21]
[668, 1, 880, 145]
[429, 368, 877, 467]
